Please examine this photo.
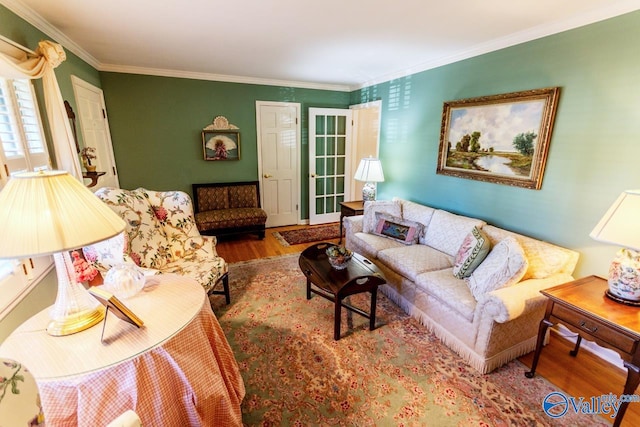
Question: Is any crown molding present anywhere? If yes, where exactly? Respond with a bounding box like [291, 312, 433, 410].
[98, 63, 352, 92]
[0, 0, 101, 68]
[353, 1, 640, 90]
[3, 0, 638, 92]
[1, 0, 351, 91]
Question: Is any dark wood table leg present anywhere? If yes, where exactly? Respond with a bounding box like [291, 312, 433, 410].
[339, 213, 345, 244]
[613, 361, 640, 427]
[369, 288, 377, 331]
[525, 318, 553, 378]
[569, 334, 582, 357]
[306, 278, 311, 300]
[334, 296, 342, 340]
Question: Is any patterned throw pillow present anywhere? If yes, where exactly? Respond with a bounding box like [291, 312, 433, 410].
[362, 200, 402, 233]
[466, 236, 528, 301]
[452, 226, 492, 278]
[373, 212, 423, 245]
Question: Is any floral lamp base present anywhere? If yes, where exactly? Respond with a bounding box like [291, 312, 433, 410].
[362, 182, 377, 201]
[606, 248, 640, 303]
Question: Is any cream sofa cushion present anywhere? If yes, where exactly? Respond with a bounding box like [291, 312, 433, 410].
[423, 210, 486, 257]
[378, 245, 454, 281]
[482, 225, 578, 280]
[353, 232, 405, 258]
[415, 269, 477, 322]
[467, 237, 528, 300]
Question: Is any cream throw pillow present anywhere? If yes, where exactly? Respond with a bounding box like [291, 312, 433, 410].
[466, 236, 528, 300]
[452, 226, 492, 278]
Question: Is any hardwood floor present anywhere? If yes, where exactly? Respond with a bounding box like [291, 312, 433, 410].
[214, 223, 341, 263]
[216, 225, 639, 426]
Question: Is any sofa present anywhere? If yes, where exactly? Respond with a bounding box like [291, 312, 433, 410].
[83, 187, 230, 303]
[192, 181, 268, 239]
[344, 198, 579, 373]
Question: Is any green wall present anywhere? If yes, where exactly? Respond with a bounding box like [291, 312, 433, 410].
[351, 11, 640, 278]
[99, 73, 350, 219]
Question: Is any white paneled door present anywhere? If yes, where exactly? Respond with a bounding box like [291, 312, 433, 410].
[71, 76, 119, 190]
[256, 101, 300, 228]
[309, 108, 352, 225]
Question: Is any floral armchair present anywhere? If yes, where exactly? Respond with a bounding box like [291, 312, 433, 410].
[84, 187, 230, 303]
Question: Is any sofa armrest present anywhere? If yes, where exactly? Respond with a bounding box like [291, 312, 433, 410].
[344, 215, 363, 234]
[478, 274, 574, 323]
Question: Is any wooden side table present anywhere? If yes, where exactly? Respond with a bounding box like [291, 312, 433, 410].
[525, 275, 640, 427]
[339, 200, 364, 244]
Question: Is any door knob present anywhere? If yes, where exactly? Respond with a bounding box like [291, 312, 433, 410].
[310, 173, 317, 178]
[263, 173, 272, 178]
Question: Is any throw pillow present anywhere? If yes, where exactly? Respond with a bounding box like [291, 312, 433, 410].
[452, 226, 492, 279]
[373, 212, 423, 245]
[362, 200, 402, 233]
[466, 236, 528, 300]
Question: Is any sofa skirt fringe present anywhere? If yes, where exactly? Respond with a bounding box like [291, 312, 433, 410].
[380, 284, 537, 374]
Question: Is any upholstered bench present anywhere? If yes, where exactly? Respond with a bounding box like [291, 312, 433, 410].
[193, 181, 267, 239]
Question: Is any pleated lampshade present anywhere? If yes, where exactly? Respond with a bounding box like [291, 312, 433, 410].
[0, 170, 125, 259]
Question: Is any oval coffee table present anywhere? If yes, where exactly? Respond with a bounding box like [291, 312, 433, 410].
[298, 242, 386, 340]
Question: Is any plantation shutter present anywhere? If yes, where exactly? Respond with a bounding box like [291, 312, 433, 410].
[0, 77, 50, 189]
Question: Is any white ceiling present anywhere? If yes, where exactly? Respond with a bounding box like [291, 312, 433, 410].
[3, 0, 639, 91]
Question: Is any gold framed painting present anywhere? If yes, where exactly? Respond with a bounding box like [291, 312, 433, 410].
[202, 130, 240, 161]
[436, 87, 560, 189]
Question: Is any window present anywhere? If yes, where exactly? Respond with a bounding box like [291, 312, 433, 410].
[0, 76, 53, 320]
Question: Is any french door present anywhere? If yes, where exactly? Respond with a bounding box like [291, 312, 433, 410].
[308, 108, 352, 225]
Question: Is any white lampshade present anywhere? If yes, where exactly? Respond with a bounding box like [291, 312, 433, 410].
[0, 170, 126, 336]
[354, 157, 385, 183]
[0, 170, 126, 258]
[590, 190, 640, 251]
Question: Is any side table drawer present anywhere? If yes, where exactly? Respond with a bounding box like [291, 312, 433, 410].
[552, 304, 637, 354]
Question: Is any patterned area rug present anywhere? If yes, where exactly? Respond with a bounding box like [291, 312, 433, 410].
[211, 254, 609, 426]
[273, 223, 342, 247]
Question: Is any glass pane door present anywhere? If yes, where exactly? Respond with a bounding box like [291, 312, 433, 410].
[309, 108, 352, 225]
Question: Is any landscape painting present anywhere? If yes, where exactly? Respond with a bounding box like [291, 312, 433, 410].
[436, 87, 560, 189]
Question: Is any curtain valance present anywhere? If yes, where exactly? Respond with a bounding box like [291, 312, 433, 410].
[0, 40, 82, 180]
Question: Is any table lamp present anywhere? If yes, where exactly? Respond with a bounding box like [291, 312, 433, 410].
[0, 170, 126, 335]
[354, 156, 384, 201]
[589, 189, 640, 303]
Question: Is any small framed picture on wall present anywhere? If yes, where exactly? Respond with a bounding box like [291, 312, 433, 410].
[202, 130, 240, 161]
